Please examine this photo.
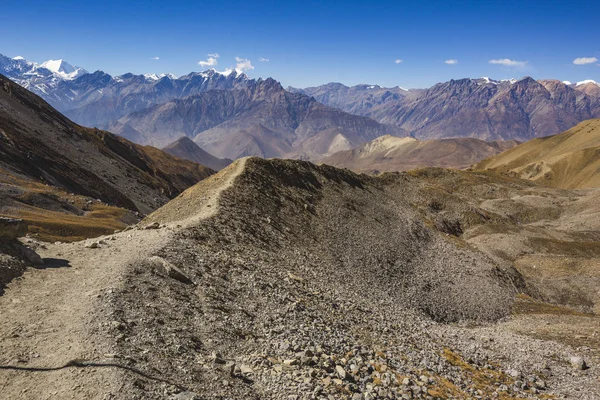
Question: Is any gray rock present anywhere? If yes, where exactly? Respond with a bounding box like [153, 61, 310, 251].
[335, 365, 346, 380]
[18, 245, 43, 265]
[240, 364, 254, 375]
[569, 356, 588, 370]
[148, 256, 193, 284]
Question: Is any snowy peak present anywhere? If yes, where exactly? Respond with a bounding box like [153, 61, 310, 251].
[40, 59, 87, 80]
[144, 73, 178, 81]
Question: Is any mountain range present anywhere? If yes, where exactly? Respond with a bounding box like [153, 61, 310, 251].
[293, 78, 600, 141]
[109, 78, 406, 159]
[4, 53, 600, 163]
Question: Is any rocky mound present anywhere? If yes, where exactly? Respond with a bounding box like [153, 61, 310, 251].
[475, 119, 600, 189]
[101, 158, 546, 399]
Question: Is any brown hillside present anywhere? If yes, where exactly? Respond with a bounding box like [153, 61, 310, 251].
[322, 135, 518, 173]
[475, 119, 600, 188]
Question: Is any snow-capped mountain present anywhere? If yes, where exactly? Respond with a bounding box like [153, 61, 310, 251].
[52, 68, 252, 127]
[0, 54, 88, 96]
[0, 53, 252, 127]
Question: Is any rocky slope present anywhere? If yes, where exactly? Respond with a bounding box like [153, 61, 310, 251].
[322, 135, 518, 173]
[163, 137, 232, 171]
[0, 74, 214, 215]
[475, 119, 600, 189]
[1, 158, 598, 399]
[109, 79, 406, 159]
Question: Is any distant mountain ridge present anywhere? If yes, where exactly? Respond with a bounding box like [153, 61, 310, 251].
[0, 54, 87, 98]
[4, 53, 600, 148]
[296, 78, 600, 141]
[0, 53, 251, 127]
[288, 83, 417, 116]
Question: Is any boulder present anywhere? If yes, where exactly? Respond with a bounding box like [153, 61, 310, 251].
[0, 218, 28, 239]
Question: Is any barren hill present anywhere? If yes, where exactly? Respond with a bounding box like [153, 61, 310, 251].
[1, 157, 598, 399]
[475, 119, 600, 188]
[163, 137, 232, 171]
[322, 135, 519, 173]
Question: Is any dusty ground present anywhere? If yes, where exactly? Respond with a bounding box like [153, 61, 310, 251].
[0, 158, 599, 399]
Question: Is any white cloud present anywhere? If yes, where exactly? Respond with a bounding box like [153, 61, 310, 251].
[150, 56, 160, 60]
[489, 58, 528, 67]
[198, 53, 220, 68]
[573, 57, 598, 65]
[394, 59, 403, 64]
[259, 57, 270, 62]
[444, 59, 458, 65]
[235, 57, 254, 71]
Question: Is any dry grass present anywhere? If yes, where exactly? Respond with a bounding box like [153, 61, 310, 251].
[2, 203, 128, 242]
[512, 294, 591, 317]
[0, 170, 132, 242]
[435, 348, 553, 399]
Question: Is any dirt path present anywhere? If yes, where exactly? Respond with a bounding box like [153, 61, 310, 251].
[0, 158, 247, 400]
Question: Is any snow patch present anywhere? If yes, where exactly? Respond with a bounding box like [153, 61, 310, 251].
[576, 79, 599, 86]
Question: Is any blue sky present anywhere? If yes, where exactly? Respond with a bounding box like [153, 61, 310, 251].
[2, 0, 600, 88]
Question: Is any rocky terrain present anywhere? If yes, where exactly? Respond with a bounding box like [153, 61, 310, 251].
[476, 119, 600, 189]
[322, 135, 518, 173]
[0, 157, 598, 399]
[108, 78, 406, 159]
[163, 137, 232, 171]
